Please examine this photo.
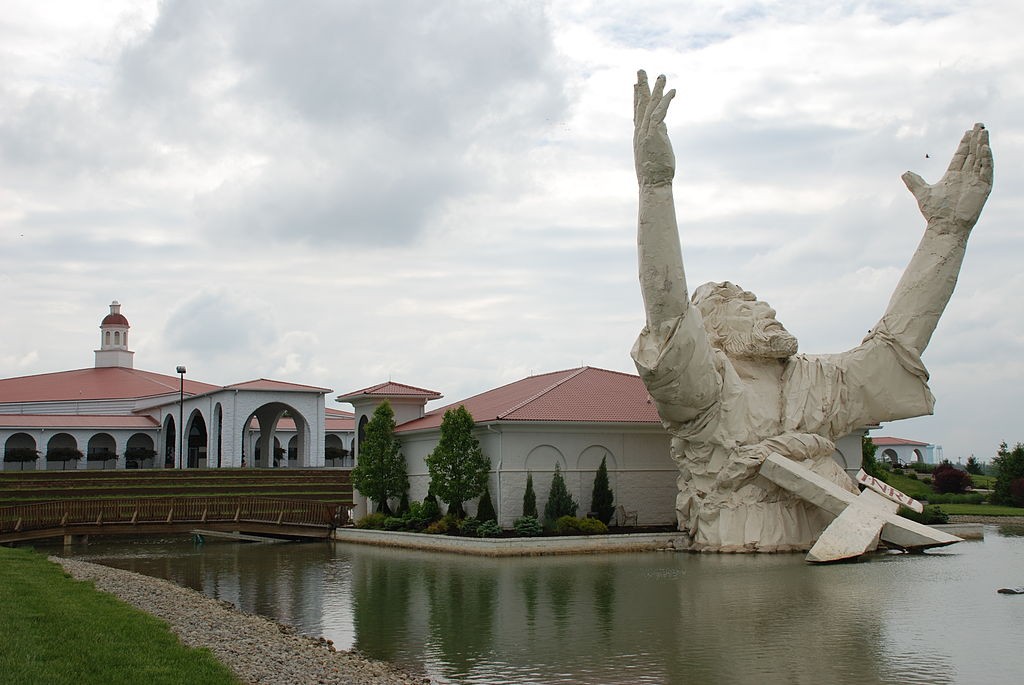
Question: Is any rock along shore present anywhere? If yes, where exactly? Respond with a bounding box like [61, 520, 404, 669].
[53, 557, 432, 685]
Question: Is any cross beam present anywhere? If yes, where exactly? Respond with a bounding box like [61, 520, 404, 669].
[759, 452, 961, 563]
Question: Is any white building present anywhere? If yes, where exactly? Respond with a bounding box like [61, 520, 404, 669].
[0, 302, 355, 471]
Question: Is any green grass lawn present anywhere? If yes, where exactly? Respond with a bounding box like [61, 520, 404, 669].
[0, 547, 239, 685]
[937, 503, 1024, 517]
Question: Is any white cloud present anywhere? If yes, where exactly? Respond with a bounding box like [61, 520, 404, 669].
[2, 0, 1022, 460]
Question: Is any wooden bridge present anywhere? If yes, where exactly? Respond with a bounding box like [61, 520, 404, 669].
[0, 496, 348, 545]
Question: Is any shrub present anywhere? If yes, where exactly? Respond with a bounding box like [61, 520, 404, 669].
[932, 464, 972, 494]
[356, 513, 388, 529]
[396, 491, 410, 516]
[589, 456, 615, 525]
[46, 447, 83, 462]
[908, 462, 936, 474]
[513, 515, 543, 537]
[544, 464, 578, 525]
[420, 495, 441, 522]
[476, 486, 497, 522]
[424, 514, 460, 535]
[554, 516, 609, 536]
[477, 520, 502, 538]
[459, 516, 481, 537]
[861, 436, 887, 481]
[522, 472, 537, 518]
[965, 456, 983, 475]
[383, 517, 406, 531]
[898, 505, 948, 525]
[905, 470, 918, 480]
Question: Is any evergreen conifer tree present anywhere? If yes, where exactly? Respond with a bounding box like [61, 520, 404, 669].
[589, 456, 615, 524]
[349, 401, 408, 515]
[476, 485, 497, 522]
[544, 463, 578, 524]
[522, 472, 537, 517]
[425, 405, 490, 519]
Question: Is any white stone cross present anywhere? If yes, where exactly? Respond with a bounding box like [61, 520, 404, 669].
[759, 453, 962, 563]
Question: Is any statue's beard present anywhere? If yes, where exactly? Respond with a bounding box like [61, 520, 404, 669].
[721, 319, 798, 360]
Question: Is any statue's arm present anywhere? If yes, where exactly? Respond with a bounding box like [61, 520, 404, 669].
[872, 124, 993, 355]
[634, 71, 689, 330]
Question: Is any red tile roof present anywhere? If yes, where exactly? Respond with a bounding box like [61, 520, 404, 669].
[0, 367, 221, 403]
[336, 381, 442, 403]
[223, 379, 332, 393]
[0, 414, 159, 429]
[396, 367, 660, 433]
[101, 313, 129, 326]
[872, 436, 930, 447]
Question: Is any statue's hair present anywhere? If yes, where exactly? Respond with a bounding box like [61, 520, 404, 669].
[691, 281, 754, 341]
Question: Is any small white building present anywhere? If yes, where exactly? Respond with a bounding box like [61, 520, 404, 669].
[872, 436, 942, 465]
[338, 367, 679, 527]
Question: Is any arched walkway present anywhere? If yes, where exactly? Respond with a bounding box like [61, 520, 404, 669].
[87, 433, 117, 470]
[125, 433, 156, 469]
[163, 415, 176, 468]
[4, 433, 38, 471]
[186, 410, 208, 468]
[46, 433, 80, 471]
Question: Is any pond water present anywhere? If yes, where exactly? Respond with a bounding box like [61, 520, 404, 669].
[56, 526, 1024, 684]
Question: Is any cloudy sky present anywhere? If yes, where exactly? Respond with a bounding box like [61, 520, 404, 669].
[2, 1, 1020, 461]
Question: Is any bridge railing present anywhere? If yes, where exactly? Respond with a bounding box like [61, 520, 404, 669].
[0, 496, 335, 536]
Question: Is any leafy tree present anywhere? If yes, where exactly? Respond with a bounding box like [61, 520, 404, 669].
[350, 401, 408, 515]
[476, 485, 497, 522]
[3, 447, 39, 471]
[931, 463, 972, 494]
[522, 472, 537, 517]
[860, 435, 886, 481]
[589, 456, 615, 525]
[992, 442, 1024, 506]
[425, 405, 490, 519]
[544, 464, 578, 525]
[46, 447, 83, 470]
[965, 456, 983, 475]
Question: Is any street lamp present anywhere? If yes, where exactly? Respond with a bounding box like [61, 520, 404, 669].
[176, 365, 186, 469]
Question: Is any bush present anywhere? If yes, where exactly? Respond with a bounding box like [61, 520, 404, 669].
[46, 447, 83, 462]
[522, 472, 537, 518]
[513, 515, 543, 537]
[932, 464, 972, 494]
[908, 462, 936, 474]
[459, 516, 481, 537]
[905, 470, 918, 480]
[383, 516, 406, 531]
[589, 456, 615, 525]
[355, 513, 388, 529]
[476, 486, 497, 522]
[544, 464, 578, 525]
[898, 505, 948, 525]
[554, 516, 609, 536]
[477, 520, 502, 538]
[424, 514, 460, 535]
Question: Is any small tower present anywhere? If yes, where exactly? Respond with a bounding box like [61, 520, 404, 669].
[94, 300, 134, 369]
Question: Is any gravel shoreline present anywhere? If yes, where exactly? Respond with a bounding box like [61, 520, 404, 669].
[52, 557, 432, 685]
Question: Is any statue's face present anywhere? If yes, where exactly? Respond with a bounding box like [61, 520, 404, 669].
[712, 296, 799, 360]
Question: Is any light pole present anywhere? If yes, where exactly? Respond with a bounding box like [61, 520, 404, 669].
[176, 365, 186, 469]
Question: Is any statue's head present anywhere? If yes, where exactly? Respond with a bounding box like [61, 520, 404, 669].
[692, 281, 798, 360]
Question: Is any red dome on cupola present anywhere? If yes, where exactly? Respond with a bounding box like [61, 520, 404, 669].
[101, 300, 130, 327]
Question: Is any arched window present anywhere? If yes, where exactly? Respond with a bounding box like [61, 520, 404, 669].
[104, 331, 110, 345]
[114, 331, 120, 345]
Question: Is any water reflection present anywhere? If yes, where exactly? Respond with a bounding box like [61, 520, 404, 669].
[57, 528, 1024, 685]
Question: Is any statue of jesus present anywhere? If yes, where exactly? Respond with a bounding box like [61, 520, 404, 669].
[631, 70, 993, 551]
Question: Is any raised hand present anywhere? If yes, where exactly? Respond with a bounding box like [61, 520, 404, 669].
[902, 123, 993, 233]
[634, 70, 676, 188]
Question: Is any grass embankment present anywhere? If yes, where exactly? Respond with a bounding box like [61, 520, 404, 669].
[0, 546, 239, 685]
[882, 471, 1024, 517]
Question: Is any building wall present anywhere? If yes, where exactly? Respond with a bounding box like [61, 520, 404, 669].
[396, 422, 676, 528]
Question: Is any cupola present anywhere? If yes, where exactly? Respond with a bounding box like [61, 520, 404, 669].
[94, 300, 135, 368]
